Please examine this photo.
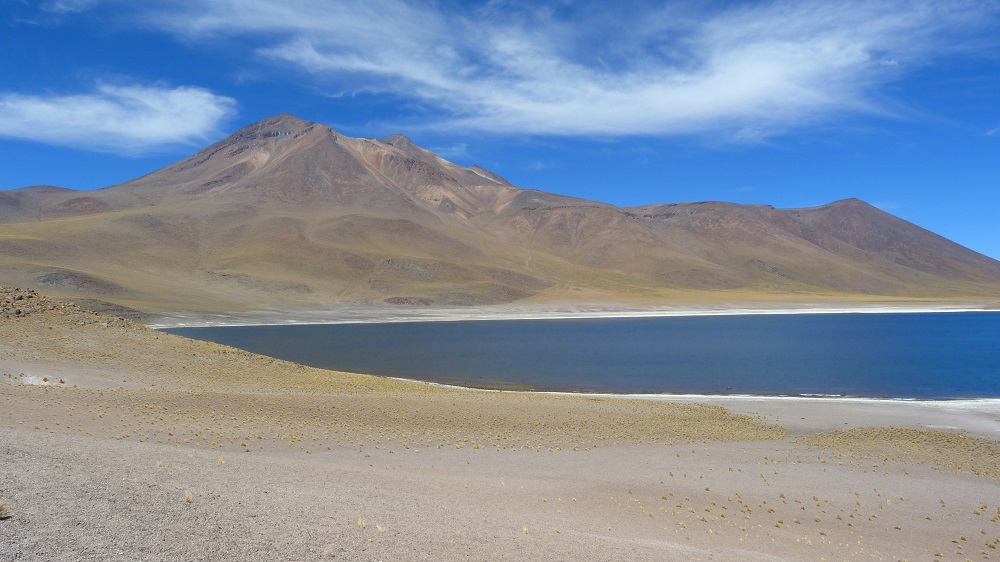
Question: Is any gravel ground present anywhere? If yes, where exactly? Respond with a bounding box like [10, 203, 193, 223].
[3, 287, 1000, 561]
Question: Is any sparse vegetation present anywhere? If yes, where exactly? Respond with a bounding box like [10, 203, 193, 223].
[4, 285, 1000, 561]
[798, 427, 1000, 479]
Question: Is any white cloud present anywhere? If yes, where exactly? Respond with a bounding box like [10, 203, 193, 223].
[41, 0, 99, 13]
[0, 83, 236, 154]
[136, 0, 997, 139]
[430, 143, 469, 159]
[988, 127, 1000, 137]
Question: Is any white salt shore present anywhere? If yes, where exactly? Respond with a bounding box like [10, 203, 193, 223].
[146, 302, 1000, 329]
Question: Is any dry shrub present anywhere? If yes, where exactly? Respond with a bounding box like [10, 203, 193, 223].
[798, 427, 1000, 479]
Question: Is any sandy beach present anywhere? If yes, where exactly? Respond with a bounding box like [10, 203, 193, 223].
[3, 289, 1000, 561]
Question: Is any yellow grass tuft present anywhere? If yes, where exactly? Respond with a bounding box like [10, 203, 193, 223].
[797, 427, 1000, 479]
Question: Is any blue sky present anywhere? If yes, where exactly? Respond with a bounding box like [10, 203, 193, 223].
[3, 0, 1000, 259]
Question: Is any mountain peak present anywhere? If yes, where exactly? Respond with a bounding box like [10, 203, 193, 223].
[831, 197, 867, 206]
[235, 113, 317, 139]
[383, 133, 415, 148]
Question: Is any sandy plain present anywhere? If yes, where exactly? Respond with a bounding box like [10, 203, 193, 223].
[2, 288, 1000, 561]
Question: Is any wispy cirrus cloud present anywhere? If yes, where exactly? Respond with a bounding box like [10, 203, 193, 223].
[0, 83, 236, 154]
[430, 143, 469, 159]
[131, 0, 999, 139]
[40, 0, 99, 13]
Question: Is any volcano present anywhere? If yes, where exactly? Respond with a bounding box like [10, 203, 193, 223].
[1, 114, 998, 312]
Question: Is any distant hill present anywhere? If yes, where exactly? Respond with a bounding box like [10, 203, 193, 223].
[1, 113, 998, 312]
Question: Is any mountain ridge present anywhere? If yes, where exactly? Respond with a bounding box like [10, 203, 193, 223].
[1, 113, 997, 312]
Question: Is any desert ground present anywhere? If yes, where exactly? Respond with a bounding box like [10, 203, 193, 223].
[2, 287, 1000, 561]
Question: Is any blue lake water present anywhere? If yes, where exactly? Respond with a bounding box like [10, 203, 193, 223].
[164, 312, 1000, 399]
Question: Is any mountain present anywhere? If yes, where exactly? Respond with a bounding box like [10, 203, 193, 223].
[1, 113, 998, 312]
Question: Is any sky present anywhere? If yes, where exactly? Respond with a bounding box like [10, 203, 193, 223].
[2, 0, 999, 259]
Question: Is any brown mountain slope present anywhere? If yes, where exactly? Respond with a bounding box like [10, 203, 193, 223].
[0, 114, 997, 312]
[0, 185, 84, 222]
[627, 200, 1000, 294]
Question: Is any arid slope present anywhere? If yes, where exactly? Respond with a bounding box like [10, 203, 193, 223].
[1, 114, 998, 312]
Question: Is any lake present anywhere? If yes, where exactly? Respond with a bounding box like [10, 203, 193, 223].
[164, 312, 1000, 399]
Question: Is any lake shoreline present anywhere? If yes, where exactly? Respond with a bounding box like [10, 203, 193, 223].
[387, 375, 1000, 431]
[165, 311, 1000, 402]
[390, 375, 1000, 405]
[146, 301, 1000, 328]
